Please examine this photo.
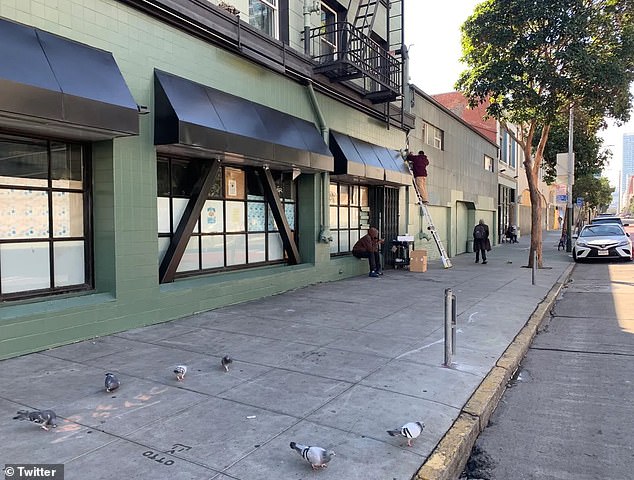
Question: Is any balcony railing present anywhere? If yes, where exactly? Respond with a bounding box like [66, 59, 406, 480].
[308, 22, 401, 104]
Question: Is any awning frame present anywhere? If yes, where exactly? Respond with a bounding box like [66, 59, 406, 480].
[154, 70, 333, 173]
[0, 17, 139, 140]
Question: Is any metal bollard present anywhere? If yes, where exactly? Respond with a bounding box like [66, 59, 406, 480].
[531, 250, 537, 285]
[451, 292, 457, 355]
[444, 288, 456, 366]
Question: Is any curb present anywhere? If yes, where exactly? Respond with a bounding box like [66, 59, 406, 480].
[413, 262, 575, 480]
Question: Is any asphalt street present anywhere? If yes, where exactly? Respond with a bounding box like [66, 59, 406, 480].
[463, 259, 634, 480]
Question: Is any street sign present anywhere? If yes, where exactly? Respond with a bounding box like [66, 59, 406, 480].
[576, 197, 584, 207]
[556, 194, 568, 203]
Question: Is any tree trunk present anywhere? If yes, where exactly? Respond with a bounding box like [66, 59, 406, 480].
[527, 169, 543, 268]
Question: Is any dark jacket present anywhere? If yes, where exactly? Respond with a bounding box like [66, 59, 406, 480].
[353, 227, 380, 254]
[473, 223, 491, 251]
[407, 153, 429, 177]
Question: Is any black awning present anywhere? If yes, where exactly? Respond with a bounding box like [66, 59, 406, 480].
[330, 131, 383, 182]
[154, 70, 333, 172]
[0, 17, 138, 140]
[371, 144, 410, 185]
[330, 131, 409, 185]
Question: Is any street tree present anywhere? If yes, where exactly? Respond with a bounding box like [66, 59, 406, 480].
[572, 175, 614, 220]
[539, 112, 611, 185]
[456, 0, 634, 267]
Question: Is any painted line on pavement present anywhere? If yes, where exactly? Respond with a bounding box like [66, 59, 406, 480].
[413, 262, 575, 480]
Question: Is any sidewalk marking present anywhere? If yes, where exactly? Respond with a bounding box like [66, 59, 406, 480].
[395, 339, 444, 359]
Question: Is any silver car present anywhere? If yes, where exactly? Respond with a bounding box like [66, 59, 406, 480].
[573, 223, 632, 262]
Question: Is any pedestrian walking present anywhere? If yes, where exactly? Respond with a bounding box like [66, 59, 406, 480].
[352, 226, 384, 277]
[473, 219, 490, 264]
[406, 150, 429, 203]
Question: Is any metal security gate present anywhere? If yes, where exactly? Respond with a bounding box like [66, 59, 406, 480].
[370, 186, 399, 267]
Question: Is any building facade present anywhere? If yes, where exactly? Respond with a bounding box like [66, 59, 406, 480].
[623, 133, 634, 212]
[407, 88, 498, 257]
[0, 1, 500, 360]
[0, 0, 416, 359]
[433, 91, 560, 240]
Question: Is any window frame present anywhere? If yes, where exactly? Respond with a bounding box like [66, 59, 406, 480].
[0, 133, 93, 301]
[319, 2, 338, 59]
[484, 154, 495, 172]
[157, 156, 296, 279]
[329, 182, 367, 256]
[421, 121, 444, 151]
[249, 0, 279, 39]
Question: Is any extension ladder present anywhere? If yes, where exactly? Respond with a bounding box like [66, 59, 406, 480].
[405, 159, 453, 269]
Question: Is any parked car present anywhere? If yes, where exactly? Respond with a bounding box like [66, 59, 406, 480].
[573, 223, 632, 262]
[589, 215, 624, 226]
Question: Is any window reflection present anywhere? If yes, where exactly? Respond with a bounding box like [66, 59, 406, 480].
[249, 0, 278, 38]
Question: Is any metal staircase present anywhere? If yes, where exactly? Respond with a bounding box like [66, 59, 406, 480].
[350, 1, 405, 126]
[404, 155, 453, 269]
[352, 0, 380, 36]
[310, 2, 404, 112]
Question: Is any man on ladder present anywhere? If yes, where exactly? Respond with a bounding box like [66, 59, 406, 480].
[403, 148, 452, 269]
[406, 150, 429, 204]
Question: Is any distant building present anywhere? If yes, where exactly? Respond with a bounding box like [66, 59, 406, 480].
[623, 134, 634, 210]
[433, 91, 557, 240]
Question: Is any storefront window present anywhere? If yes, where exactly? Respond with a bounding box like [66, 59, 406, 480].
[157, 157, 296, 277]
[329, 182, 367, 255]
[0, 134, 90, 299]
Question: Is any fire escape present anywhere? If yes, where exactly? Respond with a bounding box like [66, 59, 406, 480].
[309, 0, 405, 124]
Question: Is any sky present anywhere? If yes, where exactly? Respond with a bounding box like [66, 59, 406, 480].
[403, 0, 634, 190]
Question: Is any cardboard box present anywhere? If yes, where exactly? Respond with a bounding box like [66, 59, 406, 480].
[409, 249, 428, 272]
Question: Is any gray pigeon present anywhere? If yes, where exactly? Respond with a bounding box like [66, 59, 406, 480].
[387, 421, 425, 447]
[174, 365, 187, 381]
[105, 373, 120, 392]
[221, 355, 233, 372]
[13, 409, 57, 431]
[290, 441, 335, 469]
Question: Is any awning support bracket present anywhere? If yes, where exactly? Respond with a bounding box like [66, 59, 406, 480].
[159, 159, 221, 283]
[261, 166, 301, 265]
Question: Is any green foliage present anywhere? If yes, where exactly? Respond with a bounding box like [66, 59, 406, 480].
[537, 111, 611, 184]
[456, 0, 634, 264]
[572, 175, 614, 211]
[457, 0, 634, 128]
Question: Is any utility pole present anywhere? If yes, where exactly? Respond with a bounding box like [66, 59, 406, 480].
[566, 105, 574, 252]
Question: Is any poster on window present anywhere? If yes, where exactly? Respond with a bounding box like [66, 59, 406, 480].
[225, 201, 245, 232]
[247, 202, 266, 231]
[201, 200, 224, 233]
[224, 167, 245, 199]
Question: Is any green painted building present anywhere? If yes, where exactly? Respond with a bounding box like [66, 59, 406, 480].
[0, 0, 498, 360]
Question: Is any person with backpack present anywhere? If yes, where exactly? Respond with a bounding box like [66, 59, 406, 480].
[473, 219, 490, 264]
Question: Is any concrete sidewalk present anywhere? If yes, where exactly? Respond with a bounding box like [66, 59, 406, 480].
[1, 231, 573, 480]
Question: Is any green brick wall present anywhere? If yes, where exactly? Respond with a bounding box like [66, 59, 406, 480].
[0, 0, 404, 360]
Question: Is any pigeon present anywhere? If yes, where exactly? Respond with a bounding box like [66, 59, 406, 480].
[104, 373, 120, 392]
[174, 365, 187, 381]
[221, 355, 233, 372]
[290, 441, 335, 470]
[13, 409, 57, 431]
[387, 421, 425, 447]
